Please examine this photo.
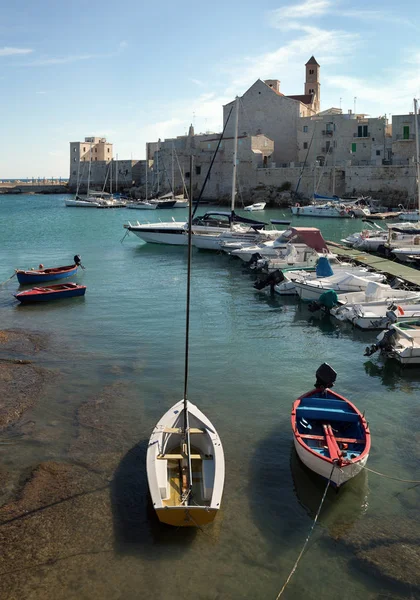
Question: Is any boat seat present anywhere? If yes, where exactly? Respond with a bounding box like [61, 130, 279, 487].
[296, 406, 359, 422]
[157, 453, 212, 460]
[33, 287, 44, 291]
[156, 458, 170, 500]
[298, 433, 364, 444]
[163, 427, 206, 434]
[202, 458, 215, 501]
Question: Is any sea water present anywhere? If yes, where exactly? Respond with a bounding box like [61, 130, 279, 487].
[0, 194, 419, 599]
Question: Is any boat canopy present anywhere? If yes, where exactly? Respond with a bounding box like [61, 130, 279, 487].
[288, 227, 329, 252]
[192, 211, 267, 230]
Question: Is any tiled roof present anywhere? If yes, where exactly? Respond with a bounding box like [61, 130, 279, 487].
[286, 94, 314, 105]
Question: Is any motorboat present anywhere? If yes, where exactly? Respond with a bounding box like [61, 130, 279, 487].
[244, 202, 266, 212]
[192, 225, 279, 251]
[293, 272, 385, 302]
[16, 255, 82, 284]
[291, 202, 353, 218]
[127, 201, 157, 210]
[123, 211, 268, 246]
[365, 320, 420, 365]
[292, 364, 370, 488]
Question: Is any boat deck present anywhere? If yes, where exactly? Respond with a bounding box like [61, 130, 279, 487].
[163, 450, 210, 508]
[327, 242, 420, 288]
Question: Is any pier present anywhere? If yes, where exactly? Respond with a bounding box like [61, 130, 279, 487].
[327, 241, 420, 288]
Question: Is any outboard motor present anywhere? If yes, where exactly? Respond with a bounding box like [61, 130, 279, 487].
[253, 269, 285, 292]
[245, 252, 263, 268]
[364, 329, 397, 357]
[315, 363, 337, 389]
[73, 255, 84, 269]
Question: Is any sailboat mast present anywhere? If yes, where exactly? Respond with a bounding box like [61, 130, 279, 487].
[231, 96, 239, 218]
[414, 98, 420, 216]
[75, 145, 81, 198]
[87, 143, 92, 197]
[110, 159, 113, 194]
[157, 144, 160, 195]
[116, 153, 118, 192]
[171, 142, 175, 195]
[182, 155, 194, 501]
[145, 155, 148, 201]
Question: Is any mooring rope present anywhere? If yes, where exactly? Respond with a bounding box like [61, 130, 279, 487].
[275, 464, 335, 599]
[361, 464, 420, 483]
[0, 272, 16, 286]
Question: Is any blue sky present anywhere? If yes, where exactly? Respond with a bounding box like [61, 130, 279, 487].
[1, 0, 419, 178]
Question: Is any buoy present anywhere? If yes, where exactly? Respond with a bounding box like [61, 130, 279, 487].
[397, 306, 405, 315]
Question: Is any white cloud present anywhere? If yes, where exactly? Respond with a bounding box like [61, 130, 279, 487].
[23, 42, 127, 66]
[191, 78, 205, 87]
[0, 46, 32, 56]
[272, 0, 332, 20]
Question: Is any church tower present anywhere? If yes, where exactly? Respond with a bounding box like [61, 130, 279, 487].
[305, 56, 320, 113]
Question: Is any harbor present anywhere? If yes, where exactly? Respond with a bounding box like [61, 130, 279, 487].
[0, 193, 420, 599]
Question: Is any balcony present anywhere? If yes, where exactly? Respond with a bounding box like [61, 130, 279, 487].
[353, 132, 371, 138]
[321, 147, 333, 153]
[322, 130, 334, 136]
[395, 133, 415, 141]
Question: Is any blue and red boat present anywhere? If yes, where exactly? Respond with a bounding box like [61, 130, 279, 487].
[16, 255, 82, 285]
[291, 364, 371, 488]
[14, 282, 86, 304]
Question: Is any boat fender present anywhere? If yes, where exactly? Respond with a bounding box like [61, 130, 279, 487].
[295, 203, 300, 207]
[38, 264, 44, 269]
[397, 305, 405, 315]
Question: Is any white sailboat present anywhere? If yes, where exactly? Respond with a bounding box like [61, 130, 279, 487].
[146, 159, 225, 526]
[66, 144, 100, 207]
[127, 157, 157, 210]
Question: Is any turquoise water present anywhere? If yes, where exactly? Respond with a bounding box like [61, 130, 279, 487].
[1, 194, 419, 599]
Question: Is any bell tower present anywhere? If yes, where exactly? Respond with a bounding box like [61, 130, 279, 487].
[305, 56, 320, 113]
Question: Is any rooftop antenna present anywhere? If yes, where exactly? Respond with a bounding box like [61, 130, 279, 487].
[339, 97, 342, 111]
[354, 97, 357, 114]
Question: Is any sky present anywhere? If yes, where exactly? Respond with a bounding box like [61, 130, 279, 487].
[1, 0, 420, 178]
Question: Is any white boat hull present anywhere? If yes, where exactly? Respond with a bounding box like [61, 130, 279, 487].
[146, 399, 225, 526]
[291, 206, 349, 218]
[65, 199, 99, 208]
[293, 437, 369, 487]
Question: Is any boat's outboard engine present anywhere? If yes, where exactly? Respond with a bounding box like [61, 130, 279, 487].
[73, 255, 84, 269]
[253, 269, 285, 292]
[308, 289, 339, 313]
[364, 329, 397, 357]
[315, 363, 337, 389]
[245, 252, 263, 268]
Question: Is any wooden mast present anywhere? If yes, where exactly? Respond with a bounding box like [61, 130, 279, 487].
[414, 98, 420, 217]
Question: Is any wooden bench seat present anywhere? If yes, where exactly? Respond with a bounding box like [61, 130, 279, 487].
[157, 453, 213, 460]
[298, 433, 364, 444]
[163, 427, 206, 434]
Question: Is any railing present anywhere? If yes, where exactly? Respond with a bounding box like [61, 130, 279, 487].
[353, 132, 371, 138]
[321, 130, 334, 136]
[395, 133, 415, 141]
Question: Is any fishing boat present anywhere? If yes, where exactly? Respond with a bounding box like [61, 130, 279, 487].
[244, 202, 266, 212]
[146, 157, 225, 526]
[14, 282, 86, 304]
[293, 271, 385, 301]
[291, 364, 371, 488]
[365, 319, 420, 365]
[16, 255, 82, 284]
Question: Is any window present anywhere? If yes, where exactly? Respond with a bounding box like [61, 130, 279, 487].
[185, 172, 190, 178]
[73, 147, 76, 152]
[352, 143, 357, 153]
[95, 148, 97, 153]
[303, 142, 308, 149]
[95, 157, 97, 161]
[72, 170, 76, 175]
[73, 157, 77, 162]
[303, 125, 308, 133]
[195, 165, 201, 175]
[326, 141, 331, 152]
[403, 126, 410, 140]
[357, 125, 368, 137]
[309, 88, 314, 94]
[376, 150, 381, 156]
[107, 148, 110, 153]
[309, 69, 314, 75]
[83, 147, 86, 152]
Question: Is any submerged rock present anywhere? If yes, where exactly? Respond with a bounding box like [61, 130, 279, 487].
[0, 329, 48, 357]
[0, 362, 46, 431]
[339, 516, 420, 591]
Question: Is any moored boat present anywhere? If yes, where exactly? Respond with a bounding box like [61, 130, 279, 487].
[16, 256, 82, 284]
[291, 364, 371, 488]
[244, 202, 266, 212]
[14, 282, 86, 303]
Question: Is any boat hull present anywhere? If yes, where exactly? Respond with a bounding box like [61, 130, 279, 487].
[16, 265, 78, 284]
[293, 438, 369, 487]
[156, 506, 219, 527]
[15, 285, 86, 303]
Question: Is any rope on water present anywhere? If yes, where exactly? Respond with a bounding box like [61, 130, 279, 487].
[361, 465, 420, 484]
[0, 272, 16, 286]
[275, 464, 335, 599]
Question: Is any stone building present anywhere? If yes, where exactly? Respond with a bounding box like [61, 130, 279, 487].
[68, 136, 142, 192]
[391, 112, 420, 165]
[297, 110, 392, 169]
[142, 126, 274, 200]
[222, 57, 320, 166]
